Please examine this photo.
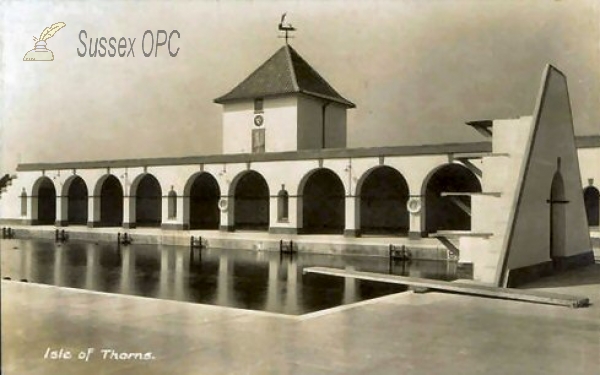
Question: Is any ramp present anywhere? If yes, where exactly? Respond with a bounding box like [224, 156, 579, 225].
[303, 267, 589, 308]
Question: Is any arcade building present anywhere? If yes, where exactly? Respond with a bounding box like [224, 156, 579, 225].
[1, 43, 598, 287]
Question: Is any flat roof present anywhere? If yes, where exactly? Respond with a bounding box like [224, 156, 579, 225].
[16, 135, 598, 172]
[17, 141, 492, 171]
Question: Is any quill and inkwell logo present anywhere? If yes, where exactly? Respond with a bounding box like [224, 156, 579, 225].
[23, 22, 66, 61]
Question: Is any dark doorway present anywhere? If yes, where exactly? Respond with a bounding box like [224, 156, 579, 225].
[233, 171, 269, 230]
[135, 175, 162, 227]
[550, 171, 567, 260]
[359, 166, 409, 235]
[100, 175, 123, 227]
[424, 164, 481, 234]
[189, 173, 220, 229]
[67, 177, 88, 225]
[302, 169, 345, 234]
[35, 177, 56, 225]
[584, 186, 599, 227]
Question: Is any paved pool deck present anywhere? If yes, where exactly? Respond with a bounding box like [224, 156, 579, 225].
[2, 261, 599, 375]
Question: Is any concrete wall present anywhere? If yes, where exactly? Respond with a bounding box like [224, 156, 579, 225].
[503, 66, 591, 278]
[297, 95, 323, 150]
[222, 96, 298, 154]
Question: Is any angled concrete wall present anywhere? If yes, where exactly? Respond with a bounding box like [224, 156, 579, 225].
[497, 65, 593, 286]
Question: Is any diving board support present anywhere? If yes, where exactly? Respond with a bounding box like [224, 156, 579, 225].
[455, 157, 482, 178]
[303, 267, 589, 308]
[431, 235, 460, 258]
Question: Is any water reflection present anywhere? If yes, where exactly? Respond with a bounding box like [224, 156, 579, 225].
[0, 239, 458, 315]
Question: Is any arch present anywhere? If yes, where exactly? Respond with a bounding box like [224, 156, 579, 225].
[300, 168, 345, 234]
[231, 171, 269, 230]
[32, 176, 56, 225]
[98, 175, 123, 227]
[168, 189, 177, 219]
[186, 173, 220, 229]
[550, 171, 566, 260]
[583, 186, 599, 227]
[422, 163, 482, 233]
[357, 166, 409, 235]
[132, 174, 162, 227]
[65, 176, 88, 225]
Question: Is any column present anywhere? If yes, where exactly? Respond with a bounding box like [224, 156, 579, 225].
[407, 196, 424, 239]
[219, 196, 233, 232]
[55, 195, 68, 226]
[123, 196, 134, 228]
[344, 195, 359, 237]
[87, 195, 99, 227]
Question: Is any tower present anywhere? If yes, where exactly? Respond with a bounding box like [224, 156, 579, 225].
[214, 44, 355, 154]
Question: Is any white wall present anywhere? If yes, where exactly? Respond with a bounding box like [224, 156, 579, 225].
[222, 96, 298, 154]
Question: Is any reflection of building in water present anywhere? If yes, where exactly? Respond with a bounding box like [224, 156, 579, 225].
[1, 38, 598, 287]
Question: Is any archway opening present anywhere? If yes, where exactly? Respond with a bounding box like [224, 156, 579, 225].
[302, 169, 345, 234]
[424, 164, 481, 234]
[584, 186, 599, 227]
[189, 173, 220, 229]
[359, 166, 409, 235]
[550, 171, 566, 260]
[100, 175, 123, 227]
[67, 177, 88, 225]
[35, 177, 56, 225]
[233, 171, 269, 230]
[135, 174, 162, 227]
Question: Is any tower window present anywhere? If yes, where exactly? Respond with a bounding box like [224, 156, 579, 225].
[254, 98, 264, 113]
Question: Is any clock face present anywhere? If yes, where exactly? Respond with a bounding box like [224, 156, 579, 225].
[253, 114, 264, 127]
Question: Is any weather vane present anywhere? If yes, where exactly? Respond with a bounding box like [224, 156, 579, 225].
[278, 13, 296, 44]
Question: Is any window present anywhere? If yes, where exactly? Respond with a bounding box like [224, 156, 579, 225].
[252, 128, 265, 153]
[254, 98, 264, 113]
[277, 186, 289, 222]
[20, 189, 27, 216]
[168, 189, 177, 219]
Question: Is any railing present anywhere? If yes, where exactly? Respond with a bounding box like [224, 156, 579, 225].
[1, 227, 15, 239]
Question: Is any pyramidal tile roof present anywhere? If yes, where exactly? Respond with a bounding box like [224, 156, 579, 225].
[214, 45, 355, 108]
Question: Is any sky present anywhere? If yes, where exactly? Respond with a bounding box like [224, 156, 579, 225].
[1, 0, 599, 173]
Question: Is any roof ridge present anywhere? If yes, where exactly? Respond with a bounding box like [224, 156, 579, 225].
[284, 45, 300, 92]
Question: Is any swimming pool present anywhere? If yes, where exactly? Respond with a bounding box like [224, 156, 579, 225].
[0, 239, 458, 315]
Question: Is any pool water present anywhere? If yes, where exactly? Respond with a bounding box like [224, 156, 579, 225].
[0, 239, 458, 315]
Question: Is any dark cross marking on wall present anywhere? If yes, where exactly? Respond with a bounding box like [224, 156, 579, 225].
[318, 158, 324, 168]
[199, 164, 204, 172]
[246, 162, 251, 171]
[379, 155, 385, 166]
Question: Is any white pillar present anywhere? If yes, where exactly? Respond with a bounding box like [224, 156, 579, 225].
[88, 196, 99, 227]
[219, 196, 233, 231]
[408, 196, 424, 239]
[123, 196, 134, 228]
[344, 195, 359, 237]
[56, 195, 68, 226]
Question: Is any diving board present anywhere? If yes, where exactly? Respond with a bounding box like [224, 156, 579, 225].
[303, 267, 589, 308]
